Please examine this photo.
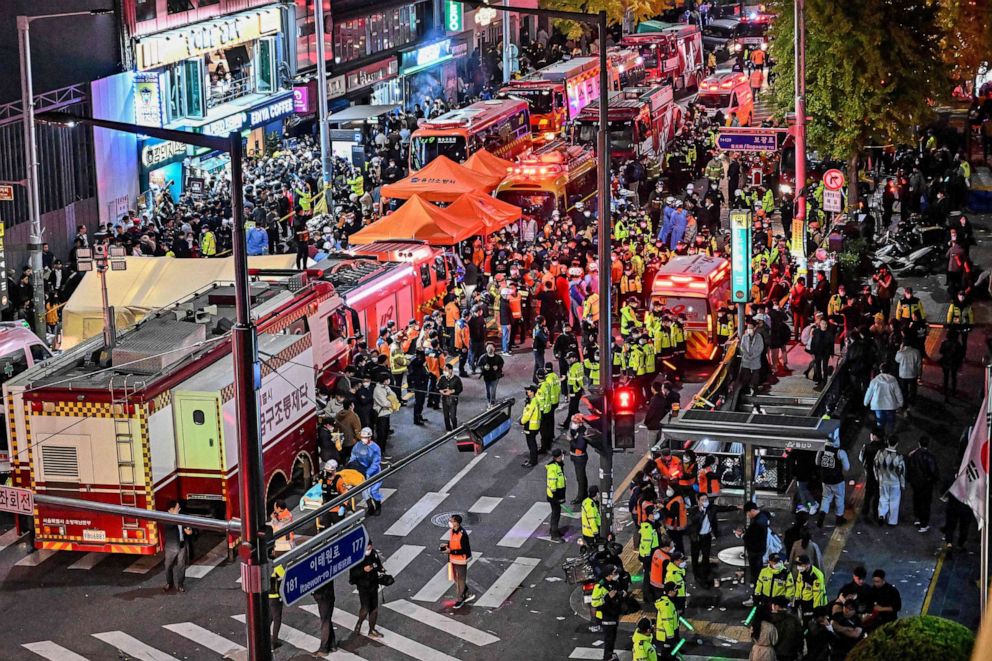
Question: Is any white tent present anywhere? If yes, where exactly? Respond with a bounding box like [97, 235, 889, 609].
[61, 255, 296, 349]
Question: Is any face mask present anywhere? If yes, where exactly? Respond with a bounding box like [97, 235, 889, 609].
[666, 488, 675, 498]
[449, 522, 455, 529]
[366, 548, 372, 556]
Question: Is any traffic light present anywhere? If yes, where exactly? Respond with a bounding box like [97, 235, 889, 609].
[613, 386, 636, 449]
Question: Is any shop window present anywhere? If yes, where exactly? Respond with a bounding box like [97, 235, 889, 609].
[135, 0, 157, 21]
[255, 39, 276, 94]
[168, 0, 195, 14]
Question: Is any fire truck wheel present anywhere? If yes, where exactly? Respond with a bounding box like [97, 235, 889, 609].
[291, 453, 314, 490]
[265, 471, 289, 509]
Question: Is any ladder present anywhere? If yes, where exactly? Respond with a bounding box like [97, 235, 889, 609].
[110, 376, 141, 528]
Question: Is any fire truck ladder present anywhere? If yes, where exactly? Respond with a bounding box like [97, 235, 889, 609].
[110, 376, 144, 528]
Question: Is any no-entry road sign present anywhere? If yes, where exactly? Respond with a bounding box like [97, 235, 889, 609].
[822, 168, 845, 191]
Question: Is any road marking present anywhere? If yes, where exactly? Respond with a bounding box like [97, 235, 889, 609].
[496, 502, 550, 548]
[355, 544, 425, 593]
[233, 615, 361, 659]
[304, 605, 463, 661]
[22, 641, 90, 661]
[474, 556, 540, 609]
[15, 549, 57, 567]
[186, 540, 228, 579]
[412, 554, 483, 603]
[468, 496, 502, 514]
[0, 527, 26, 552]
[93, 631, 179, 661]
[922, 551, 945, 614]
[569, 648, 604, 659]
[381, 487, 396, 502]
[124, 554, 162, 574]
[164, 623, 245, 656]
[384, 599, 499, 646]
[69, 553, 109, 571]
[439, 452, 486, 494]
[385, 491, 447, 537]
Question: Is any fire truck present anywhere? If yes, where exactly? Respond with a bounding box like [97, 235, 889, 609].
[650, 255, 731, 361]
[495, 141, 596, 225]
[3, 253, 433, 555]
[606, 47, 647, 88]
[572, 85, 682, 162]
[621, 23, 705, 91]
[351, 240, 450, 317]
[499, 57, 605, 143]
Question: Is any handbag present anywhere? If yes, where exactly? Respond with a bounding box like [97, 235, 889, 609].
[378, 573, 395, 587]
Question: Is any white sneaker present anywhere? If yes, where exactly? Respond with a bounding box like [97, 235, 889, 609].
[742, 598, 754, 607]
[918, 526, 930, 533]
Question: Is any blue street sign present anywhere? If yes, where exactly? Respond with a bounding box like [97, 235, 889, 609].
[280, 524, 369, 606]
[717, 131, 781, 152]
[730, 210, 752, 303]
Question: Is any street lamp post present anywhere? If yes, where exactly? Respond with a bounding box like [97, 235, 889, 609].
[313, 0, 334, 197]
[455, 0, 614, 529]
[793, 0, 808, 262]
[36, 111, 273, 661]
[17, 10, 111, 344]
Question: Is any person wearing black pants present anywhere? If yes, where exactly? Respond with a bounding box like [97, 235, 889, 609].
[269, 561, 285, 649]
[408, 350, 430, 425]
[687, 493, 735, 588]
[546, 449, 566, 541]
[907, 437, 939, 531]
[312, 581, 337, 654]
[568, 422, 589, 505]
[437, 365, 463, 432]
[349, 541, 384, 638]
[742, 502, 770, 593]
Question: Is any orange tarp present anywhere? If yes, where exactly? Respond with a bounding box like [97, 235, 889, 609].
[446, 191, 522, 234]
[380, 155, 501, 203]
[463, 149, 514, 180]
[349, 195, 481, 246]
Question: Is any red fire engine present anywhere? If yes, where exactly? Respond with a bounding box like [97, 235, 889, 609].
[572, 85, 683, 162]
[621, 23, 705, 91]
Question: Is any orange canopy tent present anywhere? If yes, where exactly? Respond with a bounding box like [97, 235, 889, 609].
[349, 195, 482, 245]
[462, 149, 514, 180]
[446, 191, 522, 234]
[380, 155, 501, 203]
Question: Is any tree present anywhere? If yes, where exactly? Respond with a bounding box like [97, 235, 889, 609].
[937, 0, 992, 86]
[767, 0, 951, 206]
[539, 0, 667, 40]
[848, 615, 975, 661]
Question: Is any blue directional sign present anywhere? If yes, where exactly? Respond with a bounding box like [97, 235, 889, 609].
[280, 524, 368, 606]
[730, 210, 753, 303]
[717, 130, 781, 152]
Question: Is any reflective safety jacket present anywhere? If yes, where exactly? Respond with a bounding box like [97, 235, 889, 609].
[794, 566, 827, 607]
[895, 296, 926, 320]
[567, 361, 585, 393]
[947, 303, 974, 326]
[545, 372, 561, 405]
[654, 595, 679, 641]
[664, 562, 686, 597]
[581, 497, 601, 537]
[638, 521, 660, 559]
[520, 398, 541, 431]
[628, 345, 646, 376]
[642, 343, 656, 373]
[620, 305, 641, 334]
[546, 461, 566, 501]
[584, 358, 601, 387]
[755, 565, 795, 601]
[632, 630, 659, 661]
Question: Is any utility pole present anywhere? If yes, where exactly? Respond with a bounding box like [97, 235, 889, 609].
[594, 10, 614, 533]
[793, 0, 807, 263]
[502, 0, 513, 84]
[313, 0, 334, 203]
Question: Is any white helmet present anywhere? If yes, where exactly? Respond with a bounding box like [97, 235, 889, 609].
[324, 459, 338, 472]
[575, 201, 585, 210]
[686, 183, 695, 193]
[666, 196, 675, 205]
[360, 427, 373, 439]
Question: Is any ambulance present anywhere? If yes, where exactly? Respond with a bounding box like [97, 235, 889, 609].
[495, 141, 597, 225]
[650, 255, 731, 360]
[696, 72, 754, 126]
[351, 240, 450, 316]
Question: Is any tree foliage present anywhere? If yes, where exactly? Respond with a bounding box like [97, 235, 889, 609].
[937, 0, 992, 84]
[848, 615, 975, 661]
[539, 0, 674, 40]
[767, 0, 951, 195]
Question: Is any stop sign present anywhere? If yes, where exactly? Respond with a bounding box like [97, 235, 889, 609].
[822, 169, 845, 191]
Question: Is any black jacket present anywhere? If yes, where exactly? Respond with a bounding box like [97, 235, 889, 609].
[687, 503, 737, 540]
[468, 315, 487, 343]
[477, 353, 504, 382]
[437, 374, 463, 399]
[553, 333, 578, 360]
[408, 357, 429, 389]
[743, 510, 770, 554]
[349, 550, 384, 590]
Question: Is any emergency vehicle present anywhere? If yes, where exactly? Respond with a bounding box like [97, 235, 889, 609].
[351, 240, 449, 315]
[621, 23, 705, 91]
[606, 47, 647, 88]
[572, 85, 681, 162]
[696, 72, 754, 125]
[499, 57, 603, 142]
[650, 255, 731, 360]
[0, 323, 52, 480]
[410, 99, 531, 170]
[737, 11, 773, 51]
[702, 19, 743, 55]
[495, 141, 597, 224]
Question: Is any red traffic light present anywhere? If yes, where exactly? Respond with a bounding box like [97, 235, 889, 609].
[614, 387, 636, 412]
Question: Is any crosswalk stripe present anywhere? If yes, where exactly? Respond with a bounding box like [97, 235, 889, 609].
[68, 553, 108, 571]
[467, 496, 502, 514]
[15, 549, 57, 567]
[304, 605, 463, 661]
[412, 554, 483, 603]
[124, 553, 163, 574]
[164, 623, 245, 656]
[381, 487, 397, 502]
[233, 615, 362, 659]
[496, 502, 550, 548]
[383, 599, 499, 646]
[22, 641, 90, 661]
[569, 648, 604, 659]
[92, 631, 179, 661]
[0, 527, 25, 552]
[475, 557, 540, 609]
[186, 540, 228, 579]
[385, 491, 447, 537]
[439, 452, 486, 494]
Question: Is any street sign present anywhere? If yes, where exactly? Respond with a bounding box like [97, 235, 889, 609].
[716, 128, 783, 152]
[0, 185, 13, 202]
[444, 0, 464, 32]
[0, 484, 34, 515]
[729, 210, 752, 303]
[823, 189, 842, 213]
[280, 524, 368, 606]
[822, 168, 845, 191]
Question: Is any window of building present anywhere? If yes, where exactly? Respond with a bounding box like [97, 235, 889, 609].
[168, 0, 195, 14]
[136, 0, 157, 21]
[332, 6, 420, 65]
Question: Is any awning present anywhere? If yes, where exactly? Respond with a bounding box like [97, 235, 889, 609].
[349, 195, 482, 246]
[380, 155, 501, 203]
[660, 408, 837, 451]
[326, 105, 400, 124]
[463, 149, 514, 180]
[446, 191, 521, 234]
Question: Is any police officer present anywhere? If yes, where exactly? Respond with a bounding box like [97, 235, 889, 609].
[653, 581, 681, 656]
[590, 564, 623, 661]
[584, 349, 601, 390]
[753, 552, 795, 607]
[793, 554, 827, 622]
[581, 485, 602, 546]
[632, 617, 659, 661]
[269, 551, 286, 649]
[546, 448, 567, 542]
[894, 287, 926, 321]
[664, 551, 688, 612]
[566, 352, 585, 424]
[946, 290, 974, 352]
[638, 505, 661, 589]
[520, 385, 541, 467]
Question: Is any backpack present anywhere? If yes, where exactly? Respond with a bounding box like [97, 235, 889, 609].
[763, 529, 784, 563]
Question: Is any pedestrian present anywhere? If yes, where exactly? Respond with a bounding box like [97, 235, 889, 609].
[768, 596, 803, 661]
[938, 330, 965, 401]
[742, 501, 770, 590]
[863, 569, 901, 632]
[532, 315, 549, 381]
[408, 349, 430, 425]
[468, 308, 487, 372]
[941, 492, 974, 555]
[808, 316, 835, 389]
[788, 527, 822, 572]
[349, 539, 385, 638]
[860, 427, 885, 520]
[739, 319, 764, 395]
[565, 352, 585, 426]
[270, 499, 295, 553]
[162, 500, 194, 593]
[581, 485, 602, 546]
[350, 428, 384, 516]
[546, 448, 567, 542]
[893, 340, 921, 411]
[874, 436, 906, 526]
[442, 514, 474, 607]
[437, 363, 463, 431]
[815, 438, 850, 527]
[864, 364, 903, 435]
[312, 581, 337, 654]
[372, 374, 394, 452]
[829, 597, 866, 656]
[906, 437, 939, 532]
[478, 343, 505, 406]
[520, 384, 541, 467]
[569, 416, 590, 504]
[748, 606, 778, 661]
